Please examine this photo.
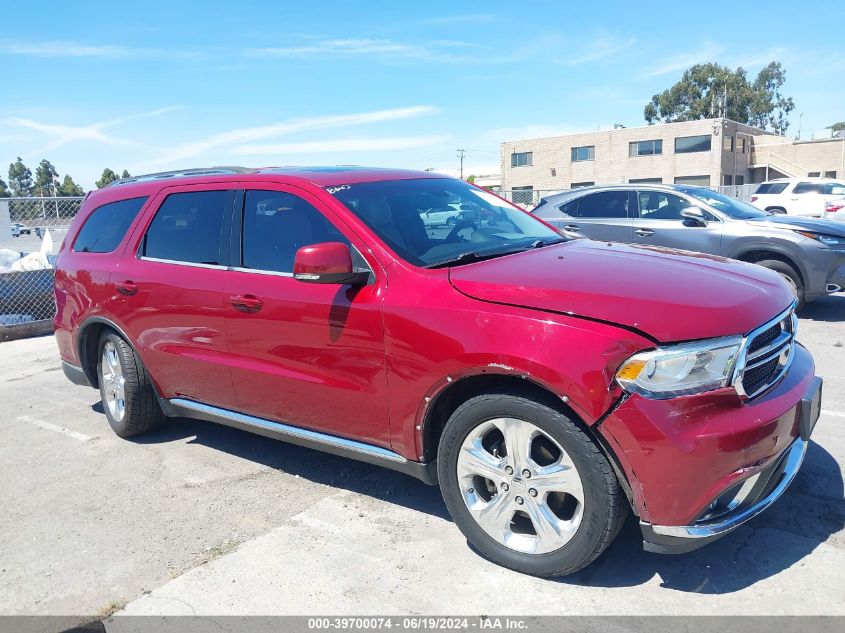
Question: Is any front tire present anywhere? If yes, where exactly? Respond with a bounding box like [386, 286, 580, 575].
[437, 393, 627, 577]
[756, 259, 805, 308]
[97, 332, 165, 438]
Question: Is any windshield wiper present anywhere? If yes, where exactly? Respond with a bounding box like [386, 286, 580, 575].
[426, 249, 524, 269]
[528, 237, 566, 248]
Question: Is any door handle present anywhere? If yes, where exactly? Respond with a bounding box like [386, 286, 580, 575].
[115, 280, 138, 296]
[230, 294, 263, 313]
[562, 224, 581, 232]
[635, 229, 655, 237]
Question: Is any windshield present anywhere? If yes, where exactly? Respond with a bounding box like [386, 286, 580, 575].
[686, 188, 768, 219]
[329, 178, 562, 267]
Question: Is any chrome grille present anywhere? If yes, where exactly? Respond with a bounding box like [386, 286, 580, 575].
[734, 304, 798, 400]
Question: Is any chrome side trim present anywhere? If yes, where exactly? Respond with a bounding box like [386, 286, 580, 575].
[169, 398, 406, 463]
[646, 439, 807, 539]
[228, 266, 294, 278]
[139, 256, 228, 270]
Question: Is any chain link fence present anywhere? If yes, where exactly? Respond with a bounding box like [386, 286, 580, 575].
[1, 196, 83, 341]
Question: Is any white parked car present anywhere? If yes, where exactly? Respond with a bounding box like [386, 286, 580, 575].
[750, 178, 845, 217]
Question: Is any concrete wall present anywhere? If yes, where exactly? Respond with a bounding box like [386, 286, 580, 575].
[751, 136, 845, 179]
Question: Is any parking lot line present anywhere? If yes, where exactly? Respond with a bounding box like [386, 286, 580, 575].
[821, 409, 845, 418]
[17, 415, 93, 441]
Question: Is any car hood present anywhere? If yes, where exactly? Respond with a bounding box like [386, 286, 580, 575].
[745, 215, 845, 235]
[448, 240, 795, 342]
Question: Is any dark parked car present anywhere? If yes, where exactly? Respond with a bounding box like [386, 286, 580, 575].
[533, 184, 845, 306]
[54, 167, 820, 577]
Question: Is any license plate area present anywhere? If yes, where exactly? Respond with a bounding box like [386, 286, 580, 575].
[799, 376, 823, 441]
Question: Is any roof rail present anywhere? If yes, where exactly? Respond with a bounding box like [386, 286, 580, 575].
[109, 166, 252, 187]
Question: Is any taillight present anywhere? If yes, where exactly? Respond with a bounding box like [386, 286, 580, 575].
[826, 203, 844, 214]
[751, 196, 758, 202]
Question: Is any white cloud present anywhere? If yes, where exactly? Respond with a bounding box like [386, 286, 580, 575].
[638, 43, 727, 78]
[564, 34, 636, 66]
[133, 105, 441, 169]
[234, 135, 448, 155]
[0, 40, 196, 59]
[3, 106, 186, 156]
[244, 38, 422, 58]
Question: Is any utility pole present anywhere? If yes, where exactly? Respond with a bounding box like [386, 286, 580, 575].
[457, 148, 466, 180]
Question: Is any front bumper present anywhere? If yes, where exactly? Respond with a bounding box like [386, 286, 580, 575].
[640, 438, 806, 553]
[598, 344, 820, 553]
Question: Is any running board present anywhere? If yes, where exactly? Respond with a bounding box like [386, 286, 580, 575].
[163, 398, 437, 485]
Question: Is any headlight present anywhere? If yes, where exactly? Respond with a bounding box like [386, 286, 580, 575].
[794, 231, 845, 248]
[616, 336, 742, 399]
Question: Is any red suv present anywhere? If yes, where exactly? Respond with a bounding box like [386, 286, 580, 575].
[54, 167, 822, 577]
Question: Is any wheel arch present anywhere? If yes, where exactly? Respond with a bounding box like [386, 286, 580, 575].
[733, 247, 806, 286]
[76, 316, 145, 389]
[418, 371, 634, 507]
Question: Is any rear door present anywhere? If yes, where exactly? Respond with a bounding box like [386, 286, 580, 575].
[545, 190, 634, 242]
[631, 190, 723, 254]
[110, 184, 237, 408]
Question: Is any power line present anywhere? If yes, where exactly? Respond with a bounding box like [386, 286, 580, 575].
[456, 148, 466, 179]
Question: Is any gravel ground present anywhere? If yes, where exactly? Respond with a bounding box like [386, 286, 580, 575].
[0, 295, 843, 619]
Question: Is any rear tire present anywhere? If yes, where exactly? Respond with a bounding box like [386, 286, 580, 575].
[755, 259, 805, 309]
[437, 393, 628, 577]
[765, 207, 787, 214]
[97, 332, 165, 438]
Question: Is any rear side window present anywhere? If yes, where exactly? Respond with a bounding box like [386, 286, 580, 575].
[567, 191, 630, 219]
[143, 191, 229, 265]
[793, 182, 821, 194]
[72, 197, 147, 253]
[754, 183, 788, 195]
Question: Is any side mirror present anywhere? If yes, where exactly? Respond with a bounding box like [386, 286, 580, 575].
[293, 242, 369, 285]
[681, 206, 708, 227]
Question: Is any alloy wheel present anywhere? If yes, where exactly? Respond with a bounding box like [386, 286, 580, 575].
[101, 341, 126, 421]
[456, 417, 585, 554]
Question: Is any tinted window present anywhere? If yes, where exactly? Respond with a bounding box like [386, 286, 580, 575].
[674, 175, 710, 187]
[571, 146, 595, 162]
[823, 183, 845, 195]
[629, 140, 662, 156]
[73, 197, 147, 253]
[793, 182, 821, 194]
[570, 191, 630, 219]
[675, 135, 712, 153]
[511, 152, 532, 167]
[685, 188, 767, 219]
[330, 179, 559, 267]
[754, 183, 788, 194]
[143, 191, 228, 265]
[242, 190, 349, 273]
[637, 191, 692, 221]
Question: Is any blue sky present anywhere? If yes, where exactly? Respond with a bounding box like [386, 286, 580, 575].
[1, 0, 843, 189]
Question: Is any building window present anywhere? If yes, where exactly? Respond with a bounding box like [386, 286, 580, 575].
[825, 170, 838, 178]
[738, 138, 747, 153]
[722, 135, 734, 152]
[511, 152, 533, 167]
[808, 172, 821, 177]
[511, 185, 534, 205]
[629, 139, 663, 157]
[570, 181, 595, 188]
[629, 177, 663, 184]
[675, 135, 712, 153]
[735, 175, 745, 185]
[723, 175, 733, 186]
[674, 175, 711, 187]
[570, 146, 595, 162]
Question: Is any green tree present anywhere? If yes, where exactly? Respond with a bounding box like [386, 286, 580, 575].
[34, 159, 59, 196]
[121, 169, 131, 179]
[466, 174, 476, 184]
[57, 174, 85, 197]
[644, 61, 795, 135]
[95, 168, 119, 189]
[0, 176, 10, 198]
[8, 157, 34, 197]
[827, 122, 845, 133]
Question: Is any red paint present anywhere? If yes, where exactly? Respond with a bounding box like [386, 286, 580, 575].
[54, 167, 816, 529]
